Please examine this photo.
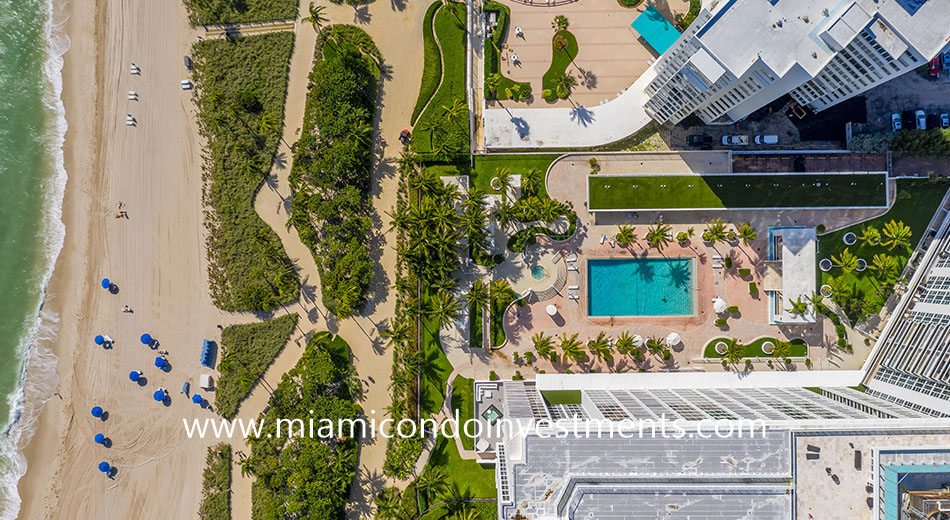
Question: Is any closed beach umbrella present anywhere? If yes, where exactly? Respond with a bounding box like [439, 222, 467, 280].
[100, 278, 111, 289]
[98, 461, 111, 473]
[129, 370, 140, 382]
[154, 356, 165, 368]
[94, 433, 105, 444]
[713, 297, 728, 314]
[666, 332, 681, 346]
[91, 406, 104, 418]
[546, 304, 558, 316]
[140, 333, 152, 345]
[632, 335, 643, 348]
[153, 389, 165, 402]
[94, 335, 105, 345]
[192, 394, 202, 405]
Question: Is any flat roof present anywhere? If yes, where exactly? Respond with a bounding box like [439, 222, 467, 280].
[771, 227, 817, 324]
[570, 486, 792, 519]
[536, 371, 865, 391]
[631, 6, 681, 55]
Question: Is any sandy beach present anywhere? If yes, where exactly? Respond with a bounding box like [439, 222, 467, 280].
[16, 0, 426, 516]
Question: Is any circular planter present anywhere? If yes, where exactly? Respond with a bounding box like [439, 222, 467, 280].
[856, 258, 867, 272]
[843, 232, 857, 245]
[820, 284, 833, 298]
[490, 177, 501, 190]
[761, 341, 775, 355]
[715, 342, 728, 355]
[819, 258, 833, 272]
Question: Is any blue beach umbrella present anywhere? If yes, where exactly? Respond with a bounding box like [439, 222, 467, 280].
[94, 335, 105, 345]
[98, 461, 111, 473]
[129, 371, 140, 382]
[91, 406, 104, 418]
[154, 356, 166, 369]
[94, 433, 105, 444]
[191, 394, 202, 405]
[140, 333, 152, 345]
[153, 389, 165, 402]
[100, 278, 111, 289]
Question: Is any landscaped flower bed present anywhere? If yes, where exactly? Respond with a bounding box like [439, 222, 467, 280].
[703, 337, 807, 358]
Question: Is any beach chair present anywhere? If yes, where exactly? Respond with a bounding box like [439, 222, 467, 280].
[568, 265, 578, 272]
[610, 240, 616, 248]
[600, 234, 607, 245]
[566, 256, 577, 263]
[568, 285, 579, 290]
[127, 91, 137, 100]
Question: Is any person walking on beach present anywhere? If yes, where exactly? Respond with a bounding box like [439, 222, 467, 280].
[122, 305, 133, 313]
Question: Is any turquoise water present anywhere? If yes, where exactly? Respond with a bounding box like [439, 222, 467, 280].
[587, 258, 695, 316]
[531, 265, 546, 280]
[631, 5, 681, 55]
[0, 0, 67, 515]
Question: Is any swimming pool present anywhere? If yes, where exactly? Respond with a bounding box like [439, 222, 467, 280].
[587, 258, 695, 316]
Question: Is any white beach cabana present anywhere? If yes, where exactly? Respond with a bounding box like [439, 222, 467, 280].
[713, 297, 728, 314]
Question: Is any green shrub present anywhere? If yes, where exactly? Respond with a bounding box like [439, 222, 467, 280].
[674, 0, 701, 30]
[816, 224, 826, 233]
[192, 32, 299, 312]
[727, 305, 739, 314]
[518, 83, 532, 101]
[198, 443, 231, 520]
[183, 0, 297, 24]
[542, 88, 556, 102]
[716, 318, 728, 327]
[512, 370, 524, 381]
[216, 314, 298, 419]
[489, 371, 499, 381]
[289, 26, 380, 319]
[749, 282, 758, 295]
[738, 268, 751, 276]
[662, 349, 672, 361]
[724, 257, 733, 269]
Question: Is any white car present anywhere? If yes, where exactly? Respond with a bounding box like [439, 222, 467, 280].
[892, 113, 902, 131]
[916, 109, 926, 130]
[754, 135, 778, 144]
[180, 80, 193, 90]
[721, 135, 749, 146]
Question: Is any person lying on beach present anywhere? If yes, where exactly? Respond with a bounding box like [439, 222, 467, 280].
[122, 305, 133, 313]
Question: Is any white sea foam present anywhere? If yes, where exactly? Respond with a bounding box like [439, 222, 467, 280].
[0, 0, 71, 517]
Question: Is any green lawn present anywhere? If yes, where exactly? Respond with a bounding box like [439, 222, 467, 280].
[490, 284, 520, 347]
[483, 1, 531, 101]
[419, 503, 496, 520]
[588, 173, 889, 210]
[541, 390, 581, 405]
[412, 2, 469, 157]
[412, 2, 442, 124]
[183, 0, 296, 25]
[215, 314, 298, 419]
[427, 435, 497, 499]
[421, 291, 456, 418]
[469, 301, 483, 349]
[703, 337, 807, 358]
[424, 154, 561, 196]
[541, 30, 579, 100]
[818, 178, 950, 321]
[450, 375, 475, 450]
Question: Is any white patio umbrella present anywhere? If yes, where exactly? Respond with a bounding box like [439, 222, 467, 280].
[546, 304, 558, 316]
[632, 335, 643, 347]
[666, 332, 681, 347]
[713, 297, 728, 314]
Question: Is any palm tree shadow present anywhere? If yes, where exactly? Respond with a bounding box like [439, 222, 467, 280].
[353, 5, 372, 24]
[271, 151, 288, 170]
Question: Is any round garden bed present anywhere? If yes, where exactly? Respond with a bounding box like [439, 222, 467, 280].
[843, 232, 856, 245]
[819, 258, 833, 272]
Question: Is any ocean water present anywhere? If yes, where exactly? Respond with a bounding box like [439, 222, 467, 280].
[0, 0, 68, 516]
[587, 258, 695, 317]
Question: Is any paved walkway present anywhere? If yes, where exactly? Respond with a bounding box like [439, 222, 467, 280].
[483, 65, 656, 148]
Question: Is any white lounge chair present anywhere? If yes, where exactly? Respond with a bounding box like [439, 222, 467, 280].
[610, 240, 616, 248]
[568, 265, 578, 272]
[566, 256, 577, 263]
[600, 234, 607, 245]
[568, 285, 579, 290]
[128, 91, 138, 100]
[569, 293, 580, 301]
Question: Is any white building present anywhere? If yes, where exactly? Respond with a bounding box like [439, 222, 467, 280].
[643, 0, 950, 125]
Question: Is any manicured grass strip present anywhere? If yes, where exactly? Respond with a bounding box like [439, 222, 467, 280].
[483, 1, 531, 101]
[215, 313, 298, 420]
[420, 291, 456, 418]
[192, 32, 299, 312]
[412, 1, 443, 124]
[451, 375, 475, 450]
[703, 337, 807, 358]
[183, 0, 297, 25]
[469, 301, 483, 349]
[588, 173, 889, 210]
[541, 390, 581, 405]
[541, 30, 578, 99]
[419, 503, 497, 520]
[428, 435, 497, 498]
[818, 178, 950, 320]
[425, 153, 560, 196]
[198, 443, 231, 520]
[491, 284, 520, 347]
[412, 2, 469, 157]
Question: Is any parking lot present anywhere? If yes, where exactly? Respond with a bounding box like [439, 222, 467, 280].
[866, 67, 950, 132]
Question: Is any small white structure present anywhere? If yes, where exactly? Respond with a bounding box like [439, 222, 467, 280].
[632, 335, 643, 348]
[199, 374, 214, 390]
[180, 80, 192, 90]
[713, 297, 728, 314]
[546, 304, 558, 316]
[666, 332, 681, 347]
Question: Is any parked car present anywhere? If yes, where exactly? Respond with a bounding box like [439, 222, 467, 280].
[754, 135, 778, 144]
[902, 110, 915, 129]
[721, 135, 749, 146]
[687, 134, 713, 147]
[942, 113, 949, 129]
[930, 56, 942, 78]
[891, 113, 902, 131]
[928, 113, 940, 129]
[180, 80, 192, 90]
[916, 110, 927, 130]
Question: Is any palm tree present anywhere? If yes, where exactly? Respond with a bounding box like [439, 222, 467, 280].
[430, 290, 462, 331]
[522, 168, 543, 196]
[723, 338, 744, 366]
[703, 218, 728, 245]
[485, 73, 502, 100]
[857, 225, 881, 248]
[539, 197, 562, 223]
[831, 247, 859, 274]
[551, 14, 570, 32]
[827, 275, 848, 300]
[869, 253, 899, 281]
[616, 225, 637, 248]
[494, 167, 513, 199]
[532, 332, 556, 362]
[614, 331, 638, 359]
[494, 200, 517, 229]
[645, 337, 665, 358]
[785, 296, 809, 316]
[559, 332, 585, 363]
[302, 2, 329, 32]
[645, 222, 672, 251]
[805, 291, 824, 309]
[259, 112, 278, 137]
[555, 72, 576, 99]
[738, 222, 757, 245]
[380, 320, 411, 350]
[238, 459, 257, 478]
[416, 467, 448, 505]
[441, 98, 467, 128]
[466, 280, 489, 311]
[772, 339, 792, 361]
[348, 119, 374, 148]
[453, 507, 482, 520]
[586, 332, 613, 364]
[882, 219, 912, 251]
[374, 488, 402, 520]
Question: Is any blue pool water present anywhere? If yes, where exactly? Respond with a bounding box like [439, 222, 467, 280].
[587, 258, 695, 316]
